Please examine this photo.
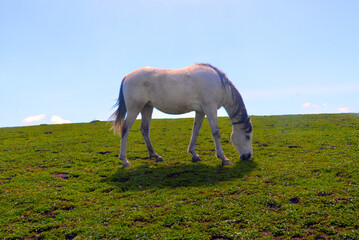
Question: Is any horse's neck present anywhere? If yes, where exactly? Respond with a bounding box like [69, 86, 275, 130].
[223, 87, 247, 121]
[224, 104, 238, 120]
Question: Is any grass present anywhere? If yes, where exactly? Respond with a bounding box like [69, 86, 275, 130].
[0, 114, 358, 239]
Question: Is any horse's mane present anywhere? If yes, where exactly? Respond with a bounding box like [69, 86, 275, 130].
[196, 63, 252, 133]
[196, 63, 230, 87]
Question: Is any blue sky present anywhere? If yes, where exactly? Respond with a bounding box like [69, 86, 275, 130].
[1, 0, 358, 127]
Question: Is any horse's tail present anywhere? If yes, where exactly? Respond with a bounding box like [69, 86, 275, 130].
[111, 77, 127, 135]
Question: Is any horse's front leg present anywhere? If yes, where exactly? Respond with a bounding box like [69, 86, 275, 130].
[119, 110, 140, 168]
[204, 106, 233, 166]
[188, 111, 205, 162]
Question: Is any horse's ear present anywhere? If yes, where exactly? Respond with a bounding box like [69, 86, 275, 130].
[247, 116, 253, 133]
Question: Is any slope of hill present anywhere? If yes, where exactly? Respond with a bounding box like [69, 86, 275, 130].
[1, 114, 358, 239]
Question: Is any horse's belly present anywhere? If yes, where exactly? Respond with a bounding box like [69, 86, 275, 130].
[149, 100, 202, 114]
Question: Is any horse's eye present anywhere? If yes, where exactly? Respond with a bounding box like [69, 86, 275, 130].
[246, 135, 250, 140]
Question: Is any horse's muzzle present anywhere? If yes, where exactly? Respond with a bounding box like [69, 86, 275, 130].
[240, 153, 252, 161]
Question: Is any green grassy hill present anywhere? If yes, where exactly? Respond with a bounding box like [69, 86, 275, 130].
[1, 114, 358, 239]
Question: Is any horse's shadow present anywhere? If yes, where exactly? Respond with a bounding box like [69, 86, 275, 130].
[105, 159, 257, 191]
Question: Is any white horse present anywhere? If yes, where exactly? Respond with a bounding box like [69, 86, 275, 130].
[111, 63, 253, 168]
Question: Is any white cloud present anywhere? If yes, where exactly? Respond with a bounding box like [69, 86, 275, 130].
[302, 103, 311, 108]
[302, 102, 332, 113]
[302, 103, 351, 114]
[22, 114, 46, 123]
[50, 115, 71, 124]
[338, 107, 350, 113]
[303, 102, 328, 109]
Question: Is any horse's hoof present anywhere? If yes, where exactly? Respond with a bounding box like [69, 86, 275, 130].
[192, 155, 202, 163]
[222, 160, 233, 166]
[122, 162, 131, 168]
[155, 156, 164, 162]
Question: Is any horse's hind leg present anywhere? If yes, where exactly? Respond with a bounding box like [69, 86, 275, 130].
[119, 109, 140, 168]
[141, 105, 163, 162]
[188, 111, 205, 162]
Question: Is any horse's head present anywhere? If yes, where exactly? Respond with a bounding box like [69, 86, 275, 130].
[231, 118, 253, 160]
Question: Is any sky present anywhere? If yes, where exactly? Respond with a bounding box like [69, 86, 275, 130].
[1, 0, 358, 127]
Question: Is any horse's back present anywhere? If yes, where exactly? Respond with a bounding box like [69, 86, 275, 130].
[125, 65, 222, 90]
[122, 64, 226, 114]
